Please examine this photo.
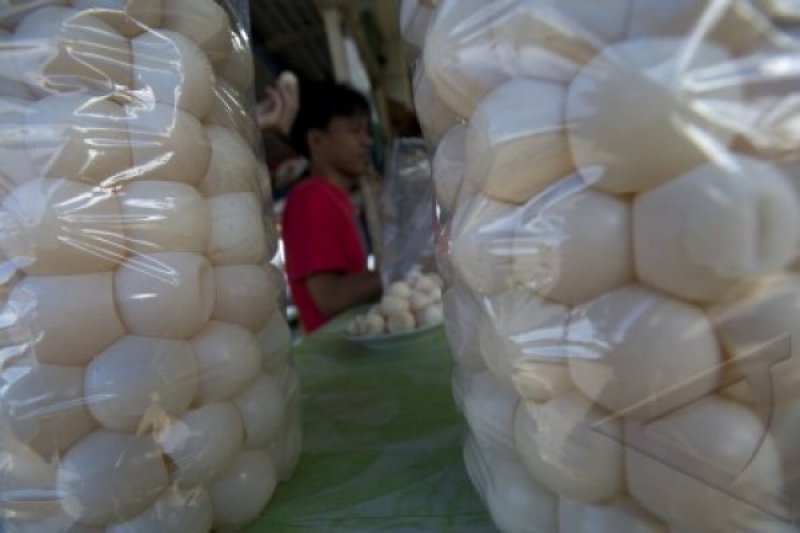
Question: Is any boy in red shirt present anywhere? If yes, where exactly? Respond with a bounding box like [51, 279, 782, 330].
[282, 82, 382, 332]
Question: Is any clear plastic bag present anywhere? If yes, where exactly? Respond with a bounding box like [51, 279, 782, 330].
[0, 2, 301, 531]
[406, 0, 800, 530]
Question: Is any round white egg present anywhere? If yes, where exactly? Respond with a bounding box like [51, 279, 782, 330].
[234, 372, 287, 449]
[0, 178, 123, 275]
[192, 321, 262, 403]
[268, 411, 302, 482]
[432, 124, 469, 213]
[634, 157, 800, 303]
[8, 272, 125, 366]
[115, 252, 215, 339]
[380, 295, 411, 315]
[161, 0, 232, 66]
[213, 264, 280, 332]
[25, 93, 131, 185]
[559, 498, 666, 533]
[199, 126, 260, 197]
[567, 38, 741, 194]
[626, 396, 786, 530]
[57, 430, 168, 525]
[157, 402, 244, 488]
[107, 486, 212, 533]
[85, 336, 199, 432]
[467, 79, 573, 205]
[207, 192, 271, 266]
[417, 304, 443, 327]
[257, 311, 292, 372]
[73, 0, 163, 37]
[205, 79, 260, 150]
[513, 391, 624, 502]
[119, 181, 211, 254]
[131, 29, 214, 119]
[412, 63, 461, 147]
[442, 284, 486, 370]
[450, 194, 519, 295]
[209, 450, 277, 530]
[568, 285, 721, 419]
[512, 180, 633, 305]
[386, 311, 416, 333]
[461, 370, 519, 457]
[478, 289, 573, 403]
[0, 362, 96, 459]
[0, 431, 60, 520]
[13, 7, 131, 96]
[127, 103, 210, 185]
[387, 280, 412, 299]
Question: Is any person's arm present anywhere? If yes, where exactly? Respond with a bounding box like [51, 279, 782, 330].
[306, 270, 382, 319]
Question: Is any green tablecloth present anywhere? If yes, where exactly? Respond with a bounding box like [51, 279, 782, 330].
[245, 313, 495, 532]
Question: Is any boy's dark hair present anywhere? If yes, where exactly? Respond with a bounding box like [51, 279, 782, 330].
[289, 81, 371, 158]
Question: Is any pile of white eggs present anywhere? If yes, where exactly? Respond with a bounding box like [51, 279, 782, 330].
[0, 1, 300, 531]
[404, 0, 800, 531]
[346, 271, 444, 337]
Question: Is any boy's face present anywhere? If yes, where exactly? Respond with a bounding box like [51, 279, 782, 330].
[315, 114, 373, 179]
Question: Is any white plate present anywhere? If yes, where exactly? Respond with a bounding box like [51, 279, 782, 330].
[342, 321, 444, 351]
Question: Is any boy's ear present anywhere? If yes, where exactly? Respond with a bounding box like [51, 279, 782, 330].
[307, 128, 325, 153]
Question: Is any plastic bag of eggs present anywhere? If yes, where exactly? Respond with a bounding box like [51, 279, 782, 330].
[346, 270, 444, 337]
[0, 1, 300, 531]
[406, 0, 800, 530]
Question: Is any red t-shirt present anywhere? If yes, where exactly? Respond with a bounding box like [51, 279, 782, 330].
[282, 177, 367, 332]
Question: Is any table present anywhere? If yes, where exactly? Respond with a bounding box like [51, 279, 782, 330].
[245, 312, 495, 532]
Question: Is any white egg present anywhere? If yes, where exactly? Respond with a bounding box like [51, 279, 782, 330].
[24, 93, 131, 186]
[464, 437, 559, 533]
[119, 181, 211, 254]
[7, 272, 125, 366]
[0, 178, 124, 275]
[442, 284, 486, 370]
[234, 372, 287, 449]
[417, 304, 443, 327]
[461, 370, 518, 457]
[127, 103, 210, 185]
[568, 285, 721, 419]
[626, 396, 786, 530]
[467, 79, 573, 206]
[199, 126, 260, 197]
[513, 391, 624, 502]
[0, 362, 96, 459]
[363, 312, 386, 336]
[478, 289, 572, 403]
[216, 31, 254, 91]
[205, 79, 260, 150]
[387, 280, 412, 299]
[512, 180, 633, 305]
[207, 192, 271, 266]
[268, 413, 302, 482]
[107, 486, 212, 533]
[73, 0, 162, 37]
[380, 295, 411, 315]
[634, 157, 800, 303]
[257, 311, 291, 372]
[192, 321, 262, 403]
[157, 402, 243, 488]
[432, 125, 468, 213]
[0, 0, 69, 31]
[412, 61, 461, 147]
[57, 430, 168, 525]
[0, 431, 60, 521]
[450, 194, 519, 295]
[85, 336, 199, 432]
[209, 450, 277, 530]
[625, 0, 774, 56]
[559, 498, 666, 533]
[162, 0, 232, 66]
[567, 38, 741, 195]
[710, 275, 800, 406]
[0, 101, 37, 187]
[423, 0, 628, 118]
[131, 29, 215, 119]
[13, 7, 131, 95]
[386, 311, 416, 334]
[114, 252, 215, 339]
[213, 264, 280, 332]
[408, 290, 435, 312]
